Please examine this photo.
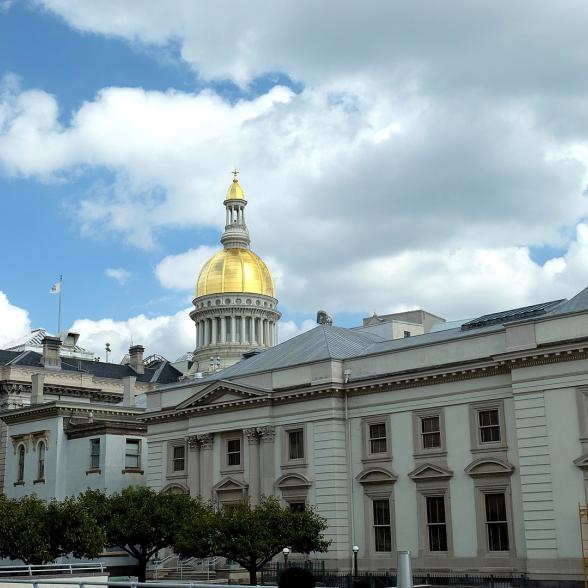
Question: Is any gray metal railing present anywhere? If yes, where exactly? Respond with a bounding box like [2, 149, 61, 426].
[0, 564, 106, 577]
[0, 581, 276, 588]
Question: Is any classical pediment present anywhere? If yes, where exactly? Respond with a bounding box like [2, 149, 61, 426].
[213, 476, 249, 493]
[574, 453, 588, 470]
[464, 457, 515, 478]
[176, 380, 269, 410]
[356, 467, 398, 485]
[409, 463, 453, 481]
[276, 473, 312, 490]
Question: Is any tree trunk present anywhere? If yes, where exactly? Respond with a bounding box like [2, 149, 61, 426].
[248, 566, 257, 585]
[137, 557, 148, 583]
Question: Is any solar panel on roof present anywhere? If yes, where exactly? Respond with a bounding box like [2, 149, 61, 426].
[461, 299, 564, 331]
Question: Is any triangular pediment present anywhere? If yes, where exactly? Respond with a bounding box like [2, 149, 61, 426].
[356, 467, 398, 486]
[574, 453, 588, 470]
[213, 476, 249, 493]
[465, 457, 515, 478]
[409, 463, 453, 481]
[176, 380, 268, 410]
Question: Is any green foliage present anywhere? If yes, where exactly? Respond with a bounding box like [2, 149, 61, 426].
[79, 486, 202, 581]
[178, 496, 329, 585]
[0, 494, 105, 564]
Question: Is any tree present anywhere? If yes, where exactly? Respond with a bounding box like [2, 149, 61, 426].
[178, 496, 330, 586]
[79, 486, 199, 582]
[0, 495, 105, 564]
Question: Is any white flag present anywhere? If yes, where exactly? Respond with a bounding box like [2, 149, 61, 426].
[49, 282, 61, 294]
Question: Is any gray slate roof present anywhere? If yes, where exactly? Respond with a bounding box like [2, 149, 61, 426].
[547, 286, 588, 316]
[0, 350, 181, 384]
[205, 325, 385, 380]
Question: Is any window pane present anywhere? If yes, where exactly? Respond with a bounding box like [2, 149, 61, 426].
[373, 499, 392, 552]
[478, 409, 501, 443]
[90, 439, 100, 469]
[369, 423, 387, 454]
[426, 496, 447, 552]
[227, 439, 241, 466]
[289, 430, 304, 460]
[421, 417, 440, 434]
[289, 502, 306, 513]
[125, 440, 140, 468]
[485, 493, 509, 551]
[172, 445, 185, 471]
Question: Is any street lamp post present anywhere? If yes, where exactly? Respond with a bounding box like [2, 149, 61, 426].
[282, 547, 290, 569]
[352, 545, 359, 577]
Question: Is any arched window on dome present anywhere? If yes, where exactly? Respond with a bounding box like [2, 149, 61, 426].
[37, 441, 46, 481]
[17, 444, 25, 483]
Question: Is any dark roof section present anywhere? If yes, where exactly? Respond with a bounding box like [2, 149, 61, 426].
[203, 325, 385, 381]
[546, 286, 588, 316]
[460, 300, 564, 331]
[0, 350, 182, 384]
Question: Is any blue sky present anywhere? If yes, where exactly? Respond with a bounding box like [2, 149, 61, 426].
[1, 2, 588, 360]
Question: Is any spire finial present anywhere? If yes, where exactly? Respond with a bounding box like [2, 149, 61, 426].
[232, 167, 239, 181]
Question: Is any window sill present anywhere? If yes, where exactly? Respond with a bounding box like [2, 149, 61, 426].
[13, 481, 25, 487]
[122, 468, 144, 475]
[33, 479, 45, 485]
[281, 461, 308, 470]
[86, 468, 102, 475]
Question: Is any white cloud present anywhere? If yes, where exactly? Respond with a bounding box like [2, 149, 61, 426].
[71, 307, 194, 363]
[0, 291, 32, 347]
[155, 246, 218, 291]
[277, 319, 316, 343]
[105, 267, 131, 285]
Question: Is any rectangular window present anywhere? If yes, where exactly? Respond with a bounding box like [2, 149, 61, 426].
[289, 502, 306, 513]
[172, 445, 185, 472]
[227, 438, 241, 466]
[373, 499, 392, 552]
[125, 439, 141, 469]
[90, 438, 100, 469]
[369, 423, 387, 454]
[426, 496, 448, 551]
[421, 416, 441, 449]
[403, 330, 411, 338]
[479, 409, 501, 443]
[288, 429, 304, 460]
[485, 493, 509, 551]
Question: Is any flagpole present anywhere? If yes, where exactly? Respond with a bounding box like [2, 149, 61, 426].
[57, 274, 63, 334]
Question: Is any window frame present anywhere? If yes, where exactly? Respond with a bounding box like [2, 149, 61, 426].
[221, 433, 244, 474]
[167, 439, 187, 479]
[16, 443, 26, 484]
[124, 438, 142, 472]
[412, 409, 447, 458]
[414, 482, 453, 557]
[35, 440, 46, 482]
[469, 401, 507, 453]
[361, 416, 391, 462]
[281, 424, 307, 469]
[89, 438, 101, 471]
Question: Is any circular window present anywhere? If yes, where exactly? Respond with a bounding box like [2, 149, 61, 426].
[236, 298, 242, 304]
[225, 298, 231, 305]
[256, 300, 261, 306]
[215, 299, 221, 305]
[264, 301, 268, 307]
[246, 299, 252, 305]
[207, 301, 211, 307]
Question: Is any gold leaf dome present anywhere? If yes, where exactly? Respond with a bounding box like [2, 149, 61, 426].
[196, 248, 275, 298]
[226, 178, 245, 200]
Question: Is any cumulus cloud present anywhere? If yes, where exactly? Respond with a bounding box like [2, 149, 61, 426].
[0, 291, 32, 347]
[278, 319, 316, 343]
[155, 246, 218, 291]
[105, 267, 131, 285]
[71, 308, 194, 363]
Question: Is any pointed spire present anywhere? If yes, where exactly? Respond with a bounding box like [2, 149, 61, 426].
[221, 170, 250, 249]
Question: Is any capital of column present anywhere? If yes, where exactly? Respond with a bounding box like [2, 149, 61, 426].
[258, 425, 276, 443]
[244, 427, 261, 445]
[188, 432, 215, 450]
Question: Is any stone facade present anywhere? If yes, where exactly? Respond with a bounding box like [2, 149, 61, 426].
[143, 288, 588, 584]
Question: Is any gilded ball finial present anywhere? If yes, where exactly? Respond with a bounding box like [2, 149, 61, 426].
[232, 167, 239, 181]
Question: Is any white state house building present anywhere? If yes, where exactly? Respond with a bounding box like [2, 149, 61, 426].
[141, 284, 588, 585]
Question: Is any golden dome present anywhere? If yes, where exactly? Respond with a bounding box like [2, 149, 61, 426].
[196, 248, 275, 298]
[226, 178, 245, 200]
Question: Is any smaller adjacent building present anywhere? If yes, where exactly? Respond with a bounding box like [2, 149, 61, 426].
[1, 400, 146, 500]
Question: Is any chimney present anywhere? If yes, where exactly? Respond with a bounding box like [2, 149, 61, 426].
[123, 376, 136, 407]
[129, 345, 145, 374]
[41, 336, 62, 369]
[31, 373, 45, 405]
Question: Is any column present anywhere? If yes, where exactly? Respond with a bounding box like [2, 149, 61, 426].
[211, 317, 217, 344]
[225, 208, 230, 226]
[245, 429, 261, 503]
[188, 437, 201, 497]
[198, 433, 214, 501]
[231, 316, 236, 343]
[204, 319, 210, 347]
[221, 316, 227, 343]
[259, 426, 276, 497]
[240, 315, 246, 343]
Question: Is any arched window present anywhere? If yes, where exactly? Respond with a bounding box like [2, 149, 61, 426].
[37, 441, 45, 481]
[17, 445, 25, 482]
